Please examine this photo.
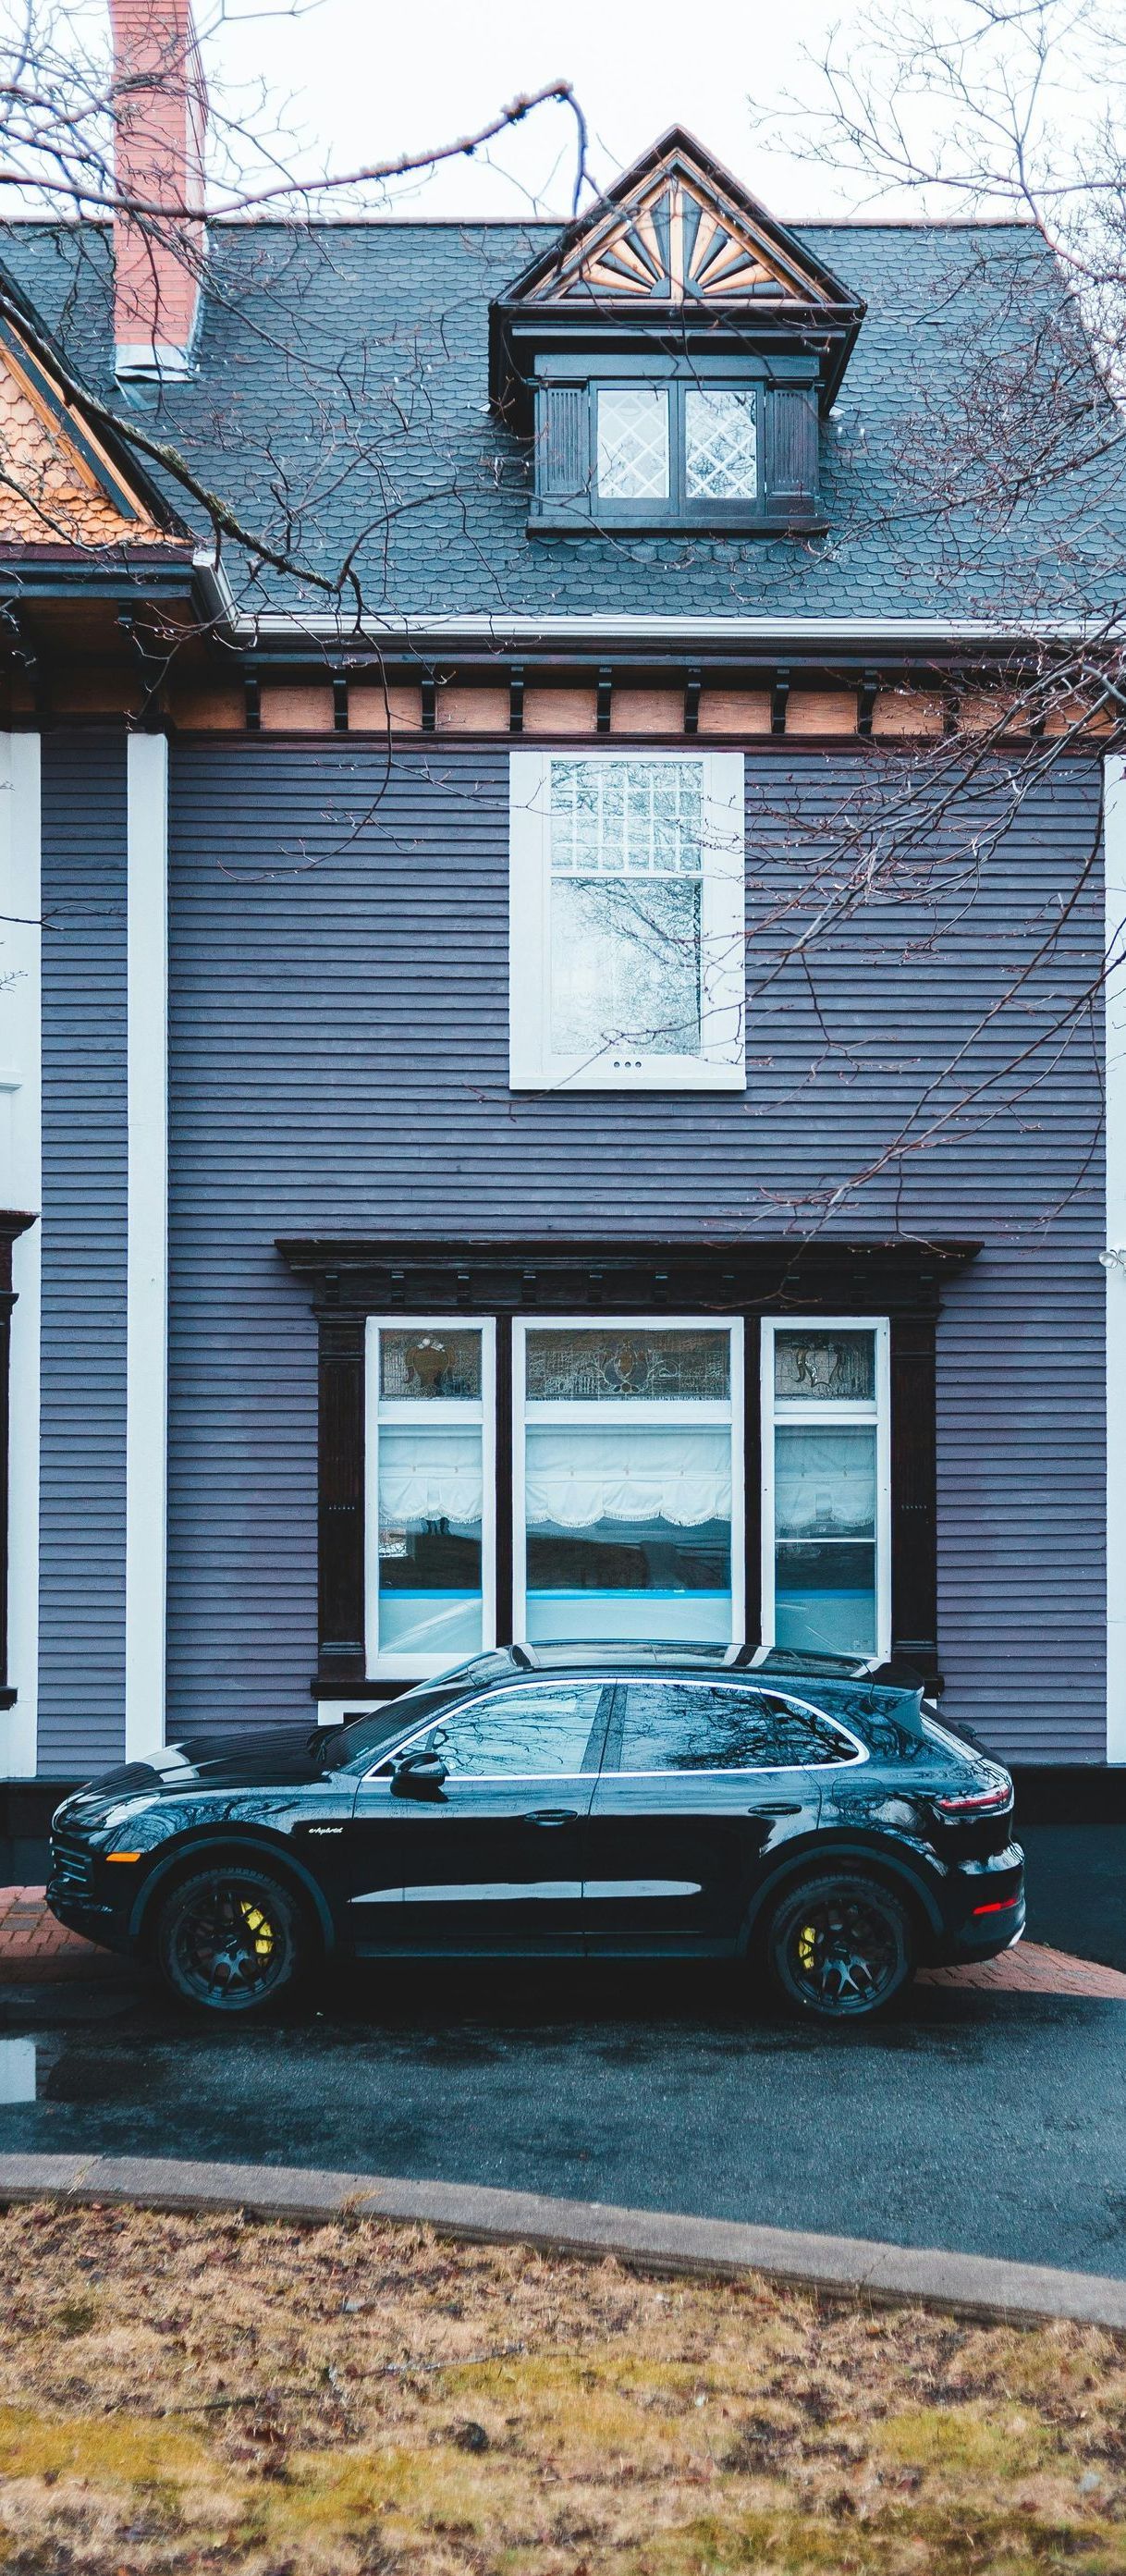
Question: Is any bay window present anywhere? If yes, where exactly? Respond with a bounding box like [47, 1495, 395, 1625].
[284, 1236, 961, 1702]
[509, 751, 745, 1090]
[760, 1318, 891, 1661]
[364, 1319, 496, 1677]
[514, 1319, 744, 1646]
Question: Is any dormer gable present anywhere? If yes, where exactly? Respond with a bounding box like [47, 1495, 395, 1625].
[491, 128, 864, 539]
[0, 264, 187, 554]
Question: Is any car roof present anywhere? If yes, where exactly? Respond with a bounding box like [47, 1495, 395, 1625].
[455, 1642, 911, 1686]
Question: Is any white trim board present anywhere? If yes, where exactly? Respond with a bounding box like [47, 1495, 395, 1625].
[0, 732, 41, 1776]
[1105, 754, 1126, 1763]
[124, 734, 169, 1762]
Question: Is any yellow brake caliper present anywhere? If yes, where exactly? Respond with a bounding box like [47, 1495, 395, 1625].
[239, 1900, 275, 1960]
[797, 1923, 818, 1970]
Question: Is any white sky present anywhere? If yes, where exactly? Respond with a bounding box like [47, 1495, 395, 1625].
[201, 0, 879, 227]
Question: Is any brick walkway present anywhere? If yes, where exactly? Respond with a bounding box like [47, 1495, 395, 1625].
[0, 1886, 119, 1981]
[1, 1884, 1125, 1996]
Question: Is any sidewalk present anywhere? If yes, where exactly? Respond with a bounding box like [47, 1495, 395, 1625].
[4, 1883, 1126, 1994]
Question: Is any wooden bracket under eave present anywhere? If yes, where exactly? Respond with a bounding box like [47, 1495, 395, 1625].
[857, 669, 878, 737]
[596, 665, 613, 734]
[771, 668, 790, 735]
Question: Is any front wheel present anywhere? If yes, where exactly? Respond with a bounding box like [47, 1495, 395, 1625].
[765, 1873, 914, 2021]
[156, 1864, 305, 2015]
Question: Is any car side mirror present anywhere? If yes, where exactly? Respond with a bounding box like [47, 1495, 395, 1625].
[390, 1746, 447, 1797]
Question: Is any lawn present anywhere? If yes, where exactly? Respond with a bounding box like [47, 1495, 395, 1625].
[0, 2201, 1124, 2572]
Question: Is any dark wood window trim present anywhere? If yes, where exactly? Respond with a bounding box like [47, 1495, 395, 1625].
[0, 1213, 37, 1711]
[276, 1236, 979, 1702]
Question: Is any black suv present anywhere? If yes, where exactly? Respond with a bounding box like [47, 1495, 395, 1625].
[47, 1643, 1023, 2021]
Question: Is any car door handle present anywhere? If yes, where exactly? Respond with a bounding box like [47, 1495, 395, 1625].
[751, 1800, 802, 1816]
[524, 1808, 580, 1827]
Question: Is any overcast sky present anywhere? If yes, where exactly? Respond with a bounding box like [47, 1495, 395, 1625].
[203, 0, 884, 227]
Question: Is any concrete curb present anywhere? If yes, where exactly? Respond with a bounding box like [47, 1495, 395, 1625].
[1, 2151, 1125, 2331]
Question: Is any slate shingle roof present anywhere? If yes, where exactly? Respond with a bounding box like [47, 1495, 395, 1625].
[3, 212, 1123, 622]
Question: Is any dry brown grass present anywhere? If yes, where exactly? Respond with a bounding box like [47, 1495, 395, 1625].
[0, 2202, 1124, 2572]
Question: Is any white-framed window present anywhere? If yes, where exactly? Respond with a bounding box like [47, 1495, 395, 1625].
[760, 1317, 891, 1662]
[513, 1317, 744, 1648]
[508, 750, 745, 1091]
[364, 1318, 496, 1679]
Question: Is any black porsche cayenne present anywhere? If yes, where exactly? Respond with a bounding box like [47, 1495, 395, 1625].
[46, 1643, 1023, 2021]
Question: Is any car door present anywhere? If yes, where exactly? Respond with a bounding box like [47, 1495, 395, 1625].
[344, 1678, 611, 1956]
[581, 1679, 834, 1956]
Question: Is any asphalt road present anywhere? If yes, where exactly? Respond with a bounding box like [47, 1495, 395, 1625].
[1, 1963, 1125, 2278]
[0, 1822, 1120, 2276]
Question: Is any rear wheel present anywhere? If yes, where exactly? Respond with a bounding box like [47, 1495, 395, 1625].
[765, 1873, 914, 2021]
[156, 1864, 304, 2015]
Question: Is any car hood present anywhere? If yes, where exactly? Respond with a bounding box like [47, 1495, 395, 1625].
[61, 1728, 330, 1814]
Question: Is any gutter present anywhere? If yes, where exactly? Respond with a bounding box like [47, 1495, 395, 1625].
[232, 612, 1117, 648]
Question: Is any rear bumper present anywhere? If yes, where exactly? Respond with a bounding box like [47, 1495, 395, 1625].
[930, 1842, 1025, 1965]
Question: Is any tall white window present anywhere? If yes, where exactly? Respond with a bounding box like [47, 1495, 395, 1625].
[364, 1319, 496, 1678]
[760, 1319, 891, 1661]
[513, 1319, 744, 1647]
[509, 751, 745, 1090]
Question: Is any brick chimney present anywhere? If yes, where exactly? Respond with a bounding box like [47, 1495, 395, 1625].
[109, 0, 207, 379]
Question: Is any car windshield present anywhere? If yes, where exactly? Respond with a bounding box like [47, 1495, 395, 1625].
[322, 1689, 459, 1771]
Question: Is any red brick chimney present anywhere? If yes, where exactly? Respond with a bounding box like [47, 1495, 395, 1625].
[109, 0, 207, 378]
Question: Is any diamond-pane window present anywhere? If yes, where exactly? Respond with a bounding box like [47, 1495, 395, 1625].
[596, 387, 669, 501]
[685, 388, 758, 500]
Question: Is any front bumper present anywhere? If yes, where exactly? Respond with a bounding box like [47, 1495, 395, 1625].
[46, 1822, 138, 1957]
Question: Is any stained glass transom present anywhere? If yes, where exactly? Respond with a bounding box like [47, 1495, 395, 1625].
[773, 1331, 875, 1404]
[380, 1330, 482, 1401]
[596, 386, 669, 501]
[525, 1329, 730, 1403]
[685, 388, 758, 501]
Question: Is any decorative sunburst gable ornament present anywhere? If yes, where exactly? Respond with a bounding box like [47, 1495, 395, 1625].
[530, 155, 824, 310]
[490, 127, 865, 425]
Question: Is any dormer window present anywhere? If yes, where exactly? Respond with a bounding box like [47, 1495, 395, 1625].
[685, 388, 757, 500]
[594, 378, 759, 514]
[530, 356, 814, 534]
[489, 126, 864, 544]
[597, 386, 669, 502]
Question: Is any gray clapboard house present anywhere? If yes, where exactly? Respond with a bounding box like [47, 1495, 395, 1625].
[1, 5, 1125, 1858]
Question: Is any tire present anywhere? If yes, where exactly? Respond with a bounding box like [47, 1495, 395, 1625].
[155, 1862, 305, 2016]
[764, 1872, 914, 2021]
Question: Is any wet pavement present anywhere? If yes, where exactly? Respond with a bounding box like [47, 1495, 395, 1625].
[0, 1821, 1120, 2277]
[0, 1959, 1124, 2278]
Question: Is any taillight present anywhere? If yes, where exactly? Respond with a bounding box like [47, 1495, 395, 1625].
[934, 1784, 1012, 1816]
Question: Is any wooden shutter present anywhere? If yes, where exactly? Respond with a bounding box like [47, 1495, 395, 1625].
[535, 383, 589, 500]
[763, 387, 820, 516]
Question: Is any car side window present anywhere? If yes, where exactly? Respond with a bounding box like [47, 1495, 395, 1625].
[615, 1682, 857, 1774]
[421, 1683, 607, 1778]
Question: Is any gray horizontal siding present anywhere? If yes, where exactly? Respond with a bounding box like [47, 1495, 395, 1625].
[168, 742, 1105, 1763]
[39, 732, 129, 1778]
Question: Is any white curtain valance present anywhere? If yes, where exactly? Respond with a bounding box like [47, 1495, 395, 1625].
[525, 1428, 731, 1529]
[378, 1428, 483, 1527]
[775, 1427, 875, 1540]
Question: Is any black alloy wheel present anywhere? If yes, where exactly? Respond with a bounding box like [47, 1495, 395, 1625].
[156, 1866, 304, 2014]
[765, 1874, 913, 2020]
